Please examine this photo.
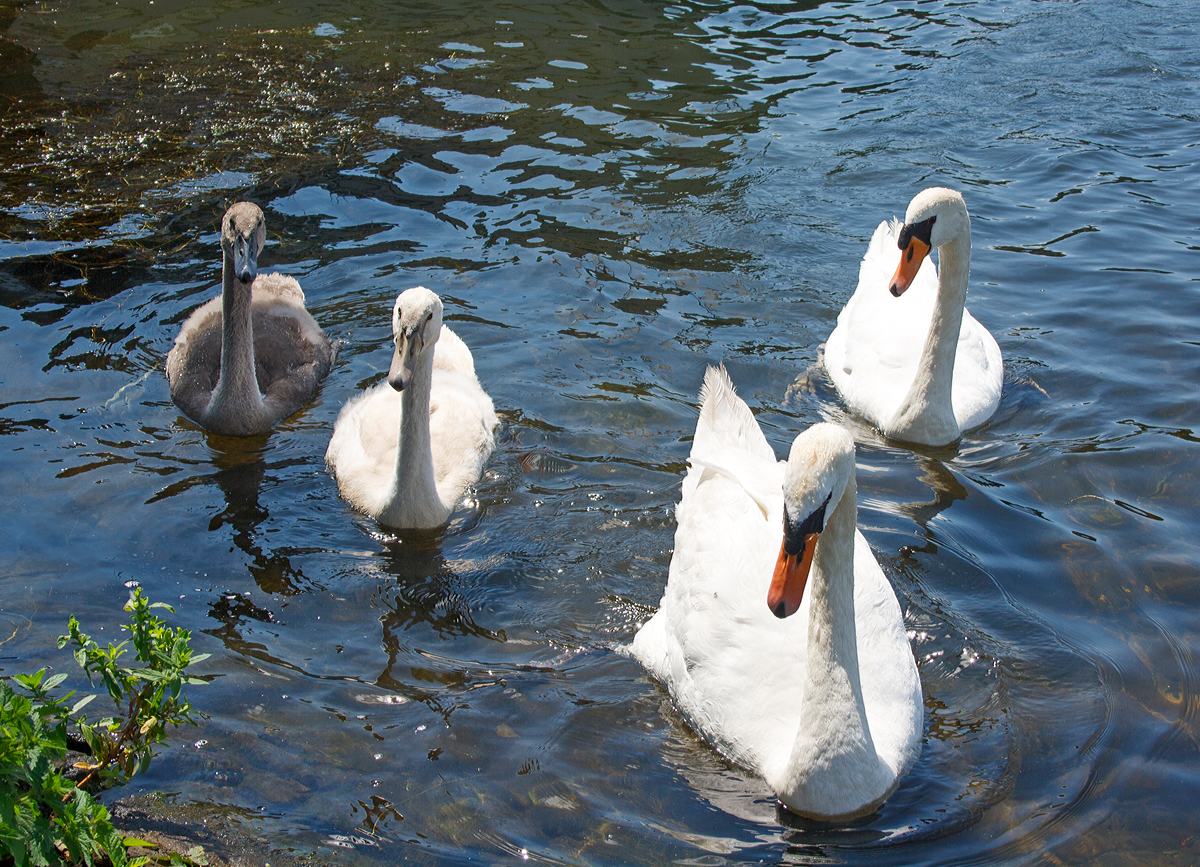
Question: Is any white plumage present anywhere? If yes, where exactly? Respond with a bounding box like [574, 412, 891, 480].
[631, 366, 922, 819]
[825, 187, 1002, 446]
[326, 287, 497, 529]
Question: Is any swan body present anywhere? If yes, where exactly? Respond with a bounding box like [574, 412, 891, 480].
[326, 287, 497, 529]
[630, 366, 922, 819]
[825, 187, 1002, 446]
[166, 202, 333, 436]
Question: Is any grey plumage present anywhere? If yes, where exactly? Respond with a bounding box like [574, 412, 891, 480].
[167, 203, 333, 436]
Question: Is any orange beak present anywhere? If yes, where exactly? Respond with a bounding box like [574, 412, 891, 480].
[889, 236, 930, 297]
[767, 532, 819, 619]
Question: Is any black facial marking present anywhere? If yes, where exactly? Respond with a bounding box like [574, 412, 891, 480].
[896, 215, 936, 251]
[781, 491, 833, 556]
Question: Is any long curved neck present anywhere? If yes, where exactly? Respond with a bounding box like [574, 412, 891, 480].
[381, 351, 444, 527]
[800, 475, 871, 747]
[777, 474, 886, 814]
[208, 257, 267, 427]
[891, 231, 970, 444]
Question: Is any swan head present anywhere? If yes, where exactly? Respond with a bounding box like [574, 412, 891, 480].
[388, 286, 443, 391]
[767, 423, 855, 619]
[221, 202, 267, 284]
[888, 187, 969, 297]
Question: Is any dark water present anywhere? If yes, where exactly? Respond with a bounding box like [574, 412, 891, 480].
[2, 0, 1199, 863]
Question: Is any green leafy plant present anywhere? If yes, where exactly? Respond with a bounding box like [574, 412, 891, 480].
[60, 589, 209, 791]
[0, 589, 209, 867]
[0, 673, 123, 865]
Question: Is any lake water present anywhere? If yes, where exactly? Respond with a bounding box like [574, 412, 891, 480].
[2, 0, 1199, 863]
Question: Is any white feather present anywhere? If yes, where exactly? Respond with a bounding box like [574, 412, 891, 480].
[629, 366, 922, 819]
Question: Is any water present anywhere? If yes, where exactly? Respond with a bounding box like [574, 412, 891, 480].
[2, 0, 1198, 863]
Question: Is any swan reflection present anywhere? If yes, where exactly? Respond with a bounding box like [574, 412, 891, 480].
[149, 435, 309, 595]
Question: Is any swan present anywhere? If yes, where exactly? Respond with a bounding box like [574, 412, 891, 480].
[630, 366, 922, 819]
[166, 202, 334, 436]
[325, 286, 498, 529]
[824, 187, 1003, 446]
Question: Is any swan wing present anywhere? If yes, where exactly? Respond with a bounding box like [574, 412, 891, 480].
[165, 295, 224, 422]
[852, 530, 923, 779]
[692, 366, 776, 466]
[432, 325, 477, 376]
[427, 366, 498, 509]
[250, 275, 335, 421]
[951, 308, 1003, 431]
[632, 366, 807, 773]
[326, 382, 402, 516]
[252, 272, 307, 305]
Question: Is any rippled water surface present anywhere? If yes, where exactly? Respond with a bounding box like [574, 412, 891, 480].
[3, 0, 1199, 863]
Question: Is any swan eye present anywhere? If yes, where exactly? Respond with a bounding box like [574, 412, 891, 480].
[782, 491, 832, 555]
[897, 215, 936, 251]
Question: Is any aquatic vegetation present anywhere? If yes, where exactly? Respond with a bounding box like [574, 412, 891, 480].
[0, 589, 209, 866]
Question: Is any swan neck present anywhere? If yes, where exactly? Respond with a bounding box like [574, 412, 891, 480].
[388, 351, 440, 522]
[925, 235, 970, 385]
[892, 231, 970, 443]
[777, 473, 882, 812]
[807, 474, 863, 695]
[212, 257, 265, 415]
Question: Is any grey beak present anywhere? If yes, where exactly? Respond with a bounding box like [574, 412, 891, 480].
[387, 340, 410, 391]
[232, 234, 259, 283]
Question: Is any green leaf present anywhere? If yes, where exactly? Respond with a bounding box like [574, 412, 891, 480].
[14, 669, 44, 690]
[71, 694, 98, 714]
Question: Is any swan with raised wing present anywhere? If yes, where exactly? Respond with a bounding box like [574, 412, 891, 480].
[630, 366, 922, 819]
[166, 202, 333, 436]
[326, 287, 497, 529]
[824, 187, 1002, 446]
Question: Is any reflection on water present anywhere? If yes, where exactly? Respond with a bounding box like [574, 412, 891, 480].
[148, 436, 313, 595]
[2, 0, 1200, 864]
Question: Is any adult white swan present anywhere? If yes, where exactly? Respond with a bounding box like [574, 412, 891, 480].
[166, 202, 333, 436]
[326, 287, 497, 529]
[630, 366, 922, 819]
[824, 187, 1002, 446]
